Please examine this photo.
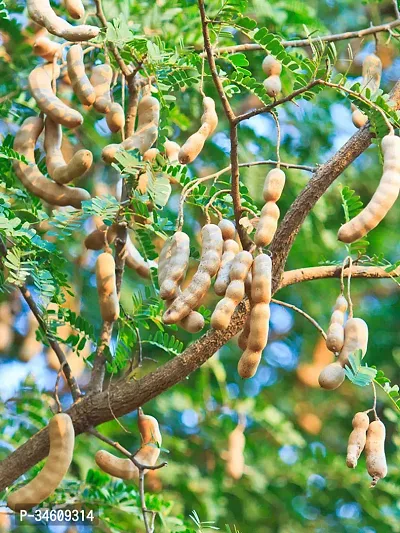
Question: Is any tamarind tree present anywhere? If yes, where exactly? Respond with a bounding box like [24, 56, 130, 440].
[1, 0, 400, 531]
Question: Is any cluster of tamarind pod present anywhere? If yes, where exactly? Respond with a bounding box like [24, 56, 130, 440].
[6, 408, 162, 510]
[346, 412, 387, 487]
[262, 55, 282, 98]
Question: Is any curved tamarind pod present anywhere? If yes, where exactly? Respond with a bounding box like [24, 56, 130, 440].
[7, 414, 74, 511]
[65, 0, 85, 19]
[178, 97, 218, 164]
[29, 64, 83, 129]
[226, 423, 245, 480]
[218, 219, 237, 241]
[338, 135, 400, 243]
[27, 0, 99, 41]
[362, 54, 382, 95]
[163, 224, 223, 324]
[13, 117, 90, 208]
[159, 232, 190, 300]
[143, 148, 159, 161]
[95, 252, 119, 322]
[95, 411, 161, 481]
[263, 75, 281, 98]
[254, 202, 280, 247]
[67, 44, 96, 106]
[84, 224, 117, 250]
[211, 251, 253, 330]
[106, 103, 125, 133]
[90, 64, 113, 113]
[238, 254, 272, 378]
[346, 412, 369, 468]
[262, 56, 282, 76]
[366, 420, 387, 487]
[124, 236, 151, 279]
[33, 36, 61, 61]
[352, 109, 368, 128]
[165, 292, 205, 333]
[214, 239, 240, 296]
[102, 95, 160, 163]
[164, 140, 180, 162]
[262, 168, 286, 202]
[326, 295, 348, 353]
[44, 117, 92, 184]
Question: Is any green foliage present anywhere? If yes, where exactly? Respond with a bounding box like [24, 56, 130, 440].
[344, 350, 377, 387]
[339, 185, 369, 255]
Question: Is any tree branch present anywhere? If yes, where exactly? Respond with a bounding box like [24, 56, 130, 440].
[209, 19, 400, 55]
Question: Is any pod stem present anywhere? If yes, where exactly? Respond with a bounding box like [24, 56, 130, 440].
[270, 110, 281, 169]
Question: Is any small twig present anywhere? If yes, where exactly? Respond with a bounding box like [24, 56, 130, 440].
[205, 188, 230, 223]
[271, 298, 327, 339]
[54, 366, 63, 413]
[371, 381, 378, 419]
[270, 110, 281, 168]
[340, 256, 348, 295]
[393, 0, 400, 20]
[346, 256, 354, 318]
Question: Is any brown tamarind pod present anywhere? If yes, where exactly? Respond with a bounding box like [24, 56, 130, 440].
[211, 251, 253, 330]
[352, 109, 368, 128]
[262, 168, 286, 202]
[44, 117, 93, 184]
[102, 95, 160, 163]
[67, 44, 96, 106]
[84, 223, 117, 250]
[33, 36, 61, 61]
[7, 414, 75, 511]
[365, 420, 387, 487]
[262, 55, 282, 76]
[13, 116, 90, 208]
[238, 254, 271, 378]
[163, 224, 223, 324]
[124, 236, 151, 279]
[218, 219, 237, 241]
[27, 0, 99, 41]
[178, 97, 218, 164]
[263, 75, 281, 98]
[164, 140, 180, 162]
[214, 239, 240, 296]
[225, 423, 245, 480]
[95, 411, 161, 481]
[346, 412, 369, 468]
[29, 64, 83, 129]
[106, 103, 125, 133]
[254, 202, 280, 247]
[158, 232, 190, 300]
[64, 0, 85, 19]
[326, 295, 348, 353]
[95, 252, 119, 322]
[90, 64, 113, 114]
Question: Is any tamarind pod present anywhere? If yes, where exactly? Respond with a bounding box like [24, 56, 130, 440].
[250, 253, 272, 304]
[95, 252, 119, 322]
[163, 224, 223, 324]
[263, 75, 281, 98]
[84, 224, 117, 250]
[214, 239, 240, 296]
[318, 361, 345, 390]
[262, 168, 286, 203]
[211, 251, 253, 330]
[90, 64, 113, 114]
[165, 293, 205, 333]
[7, 414, 75, 511]
[65, 0, 85, 19]
[218, 219, 237, 241]
[67, 44, 96, 106]
[238, 302, 270, 378]
[226, 424, 245, 480]
[164, 140, 180, 162]
[262, 56, 282, 76]
[27, 0, 99, 41]
[33, 36, 61, 61]
[95, 446, 160, 481]
[365, 420, 387, 487]
[337, 317, 368, 366]
[158, 237, 174, 287]
[254, 202, 280, 247]
[352, 109, 368, 129]
[137, 410, 162, 446]
[346, 412, 369, 468]
[159, 232, 190, 300]
[178, 97, 218, 164]
[13, 117, 90, 208]
[338, 135, 400, 242]
[44, 117, 92, 184]
[125, 236, 150, 279]
[28, 64, 83, 129]
[143, 148, 159, 161]
[326, 295, 348, 353]
[106, 103, 125, 133]
[362, 54, 382, 95]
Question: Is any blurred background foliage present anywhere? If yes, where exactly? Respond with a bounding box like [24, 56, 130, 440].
[0, 0, 400, 532]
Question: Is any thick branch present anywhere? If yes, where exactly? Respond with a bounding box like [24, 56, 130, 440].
[210, 19, 400, 55]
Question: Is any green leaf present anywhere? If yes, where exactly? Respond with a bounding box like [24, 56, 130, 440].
[344, 350, 377, 387]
